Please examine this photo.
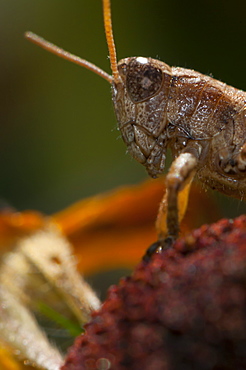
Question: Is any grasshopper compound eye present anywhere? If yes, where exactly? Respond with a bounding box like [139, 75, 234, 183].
[124, 57, 163, 103]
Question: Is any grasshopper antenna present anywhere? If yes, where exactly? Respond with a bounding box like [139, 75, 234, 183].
[102, 0, 121, 83]
[25, 32, 113, 84]
[25, 0, 121, 85]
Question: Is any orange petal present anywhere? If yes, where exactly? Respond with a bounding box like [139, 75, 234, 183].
[0, 346, 23, 370]
[0, 180, 220, 275]
[54, 179, 220, 275]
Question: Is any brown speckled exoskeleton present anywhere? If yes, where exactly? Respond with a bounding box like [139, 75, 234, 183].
[25, 0, 246, 254]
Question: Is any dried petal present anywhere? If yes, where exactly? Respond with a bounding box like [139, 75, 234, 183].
[0, 286, 63, 370]
[0, 226, 100, 325]
[0, 227, 101, 369]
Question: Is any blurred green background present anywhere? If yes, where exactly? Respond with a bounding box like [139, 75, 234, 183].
[1, 0, 246, 216]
